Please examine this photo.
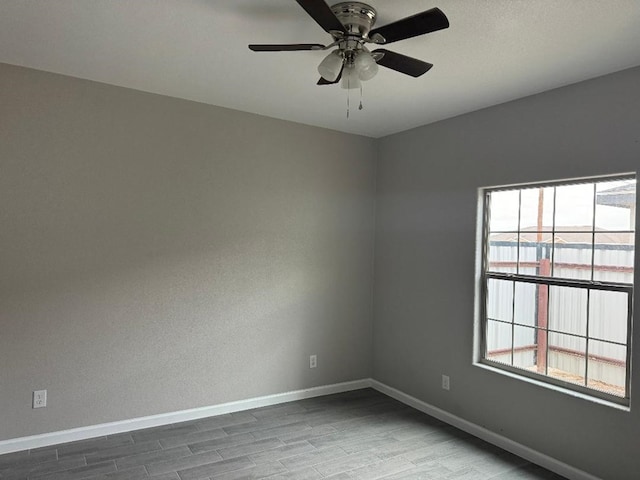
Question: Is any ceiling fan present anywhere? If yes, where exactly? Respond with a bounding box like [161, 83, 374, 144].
[248, 0, 449, 89]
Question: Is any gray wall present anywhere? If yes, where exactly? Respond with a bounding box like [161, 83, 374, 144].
[374, 66, 640, 480]
[4, 58, 640, 479]
[0, 63, 376, 440]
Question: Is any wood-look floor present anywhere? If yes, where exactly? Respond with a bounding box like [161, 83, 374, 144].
[0, 389, 567, 480]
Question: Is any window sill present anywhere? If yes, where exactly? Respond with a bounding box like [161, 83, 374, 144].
[473, 361, 631, 412]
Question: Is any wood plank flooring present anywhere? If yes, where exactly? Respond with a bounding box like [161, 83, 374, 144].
[0, 389, 567, 480]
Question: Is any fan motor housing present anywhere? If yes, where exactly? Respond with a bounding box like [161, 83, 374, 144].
[331, 2, 377, 37]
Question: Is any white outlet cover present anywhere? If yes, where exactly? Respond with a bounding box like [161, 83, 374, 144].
[33, 389, 47, 408]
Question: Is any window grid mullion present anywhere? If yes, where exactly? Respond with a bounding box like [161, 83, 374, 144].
[485, 271, 632, 292]
[591, 183, 597, 282]
[551, 186, 557, 278]
[510, 281, 516, 366]
[516, 190, 522, 275]
[489, 229, 633, 235]
[544, 284, 550, 376]
[487, 316, 629, 347]
[512, 191, 521, 367]
[625, 293, 633, 398]
[585, 184, 596, 387]
[584, 289, 591, 388]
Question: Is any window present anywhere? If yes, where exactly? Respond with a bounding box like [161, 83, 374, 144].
[480, 174, 636, 405]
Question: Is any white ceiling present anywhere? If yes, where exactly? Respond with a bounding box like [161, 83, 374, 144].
[1, 1, 639, 138]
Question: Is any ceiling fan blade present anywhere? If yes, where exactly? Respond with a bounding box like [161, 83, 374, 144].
[295, 0, 346, 34]
[317, 66, 343, 85]
[372, 49, 433, 77]
[249, 43, 325, 52]
[369, 7, 449, 44]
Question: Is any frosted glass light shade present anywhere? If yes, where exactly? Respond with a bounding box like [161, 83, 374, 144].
[318, 51, 343, 82]
[354, 51, 378, 81]
[340, 65, 361, 89]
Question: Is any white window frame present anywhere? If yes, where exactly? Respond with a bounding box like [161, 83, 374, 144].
[479, 174, 636, 406]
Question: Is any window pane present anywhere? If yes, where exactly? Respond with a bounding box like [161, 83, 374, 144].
[552, 233, 593, 280]
[588, 290, 628, 344]
[593, 233, 635, 283]
[587, 340, 626, 397]
[487, 233, 518, 273]
[548, 332, 586, 386]
[519, 187, 554, 231]
[486, 320, 512, 365]
[482, 175, 635, 403]
[554, 183, 595, 232]
[513, 325, 539, 371]
[489, 190, 519, 232]
[513, 281, 539, 327]
[548, 286, 587, 336]
[595, 179, 636, 231]
[486, 279, 513, 322]
[518, 234, 552, 276]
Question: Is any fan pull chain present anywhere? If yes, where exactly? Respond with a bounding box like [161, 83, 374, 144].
[346, 82, 364, 118]
[346, 87, 350, 119]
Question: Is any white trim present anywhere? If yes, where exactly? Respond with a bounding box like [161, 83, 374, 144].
[0, 379, 371, 455]
[0, 378, 603, 480]
[370, 380, 602, 480]
[474, 362, 630, 411]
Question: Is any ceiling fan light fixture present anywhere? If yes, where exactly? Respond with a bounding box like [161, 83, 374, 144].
[249, 1, 450, 91]
[340, 64, 361, 90]
[354, 50, 378, 81]
[318, 50, 344, 81]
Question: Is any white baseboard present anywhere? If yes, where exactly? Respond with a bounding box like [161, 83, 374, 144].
[370, 380, 601, 480]
[0, 379, 371, 455]
[0, 378, 602, 480]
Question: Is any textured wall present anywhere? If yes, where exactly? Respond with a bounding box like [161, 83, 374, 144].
[0, 63, 376, 439]
[374, 66, 640, 480]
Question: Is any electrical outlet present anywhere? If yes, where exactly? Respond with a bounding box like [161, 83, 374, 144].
[33, 390, 47, 408]
[442, 375, 450, 391]
[309, 355, 317, 369]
